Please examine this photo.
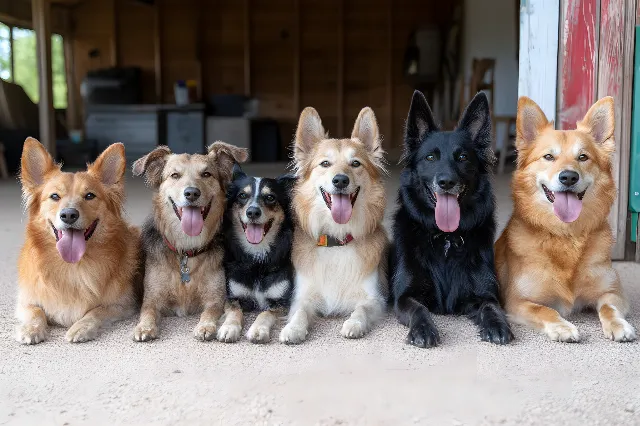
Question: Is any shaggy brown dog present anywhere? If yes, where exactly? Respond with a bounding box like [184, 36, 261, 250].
[495, 97, 636, 343]
[16, 138, 141, 344]
[132, 142, 247, 342]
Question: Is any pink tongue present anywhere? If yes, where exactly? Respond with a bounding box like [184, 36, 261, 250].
[331, 194, 353, 224]
[553, 191, 582, 223]
[434, 193, 460, 233]
[181, 206, 204, 236]
[245, 223, 265, 244]
[56, 229, 87, 263]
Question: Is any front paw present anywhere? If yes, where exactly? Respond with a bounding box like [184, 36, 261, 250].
[217, 323, 242, 343]
[406, 320, 440, 348]
[66, 321, 99, 343]
[194, 320, 217, 341]
[279, 322, 308, 344]
[480, 320, 514, 345]
[544, 320, 580, 343]
[246, 325, 271, 344]
[341, 318, 366, 339]
[133, 322, 158, 342]
[603, 318, 637, 342]
[15, 323, 47, 345]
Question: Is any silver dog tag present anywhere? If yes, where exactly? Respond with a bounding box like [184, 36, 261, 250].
[180, 255, 191, 284]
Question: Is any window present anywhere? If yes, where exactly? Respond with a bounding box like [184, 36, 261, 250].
[0, 23, 11, 81]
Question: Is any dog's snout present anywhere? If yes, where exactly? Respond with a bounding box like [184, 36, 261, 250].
[559, 170, 580, 187]
[60, 208, 79, 225]
[246, 206, 262, 220]
[332, 174, 350, 190]
[184, 187, 201, 202]
[437, 175, 457, 191]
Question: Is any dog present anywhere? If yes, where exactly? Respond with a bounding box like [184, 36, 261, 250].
[16, 137, 141, 344]
[131, 142, 247, 342]
[279, 106, 388, 344]
[219, 164, 296, 343]
[495, 96, 636, 343]
[390, 91, 513, 348]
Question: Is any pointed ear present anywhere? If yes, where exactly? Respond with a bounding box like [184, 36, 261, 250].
[88, 143, 126, 186]
[404, 90, 438, 155]
[457, 92, 492, 147]
[232, 163, 247, 181]
[207, 141, 249, 182]
[132, 146, 171, 188]
[577, 96, 615, 154]
[294, 107, 326, 164]
[516, 96, 550, 149]
[351, 107, 382, 152]
[20, 137, 58, 193]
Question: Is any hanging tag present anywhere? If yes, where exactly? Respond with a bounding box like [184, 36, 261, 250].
[443, 239, 451, 257]
[180, 254, 191, 284]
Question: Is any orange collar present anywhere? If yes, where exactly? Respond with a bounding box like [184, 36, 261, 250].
[317, 234, 354, 247]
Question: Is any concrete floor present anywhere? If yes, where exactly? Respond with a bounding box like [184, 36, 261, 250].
[0, 165, 639, 426]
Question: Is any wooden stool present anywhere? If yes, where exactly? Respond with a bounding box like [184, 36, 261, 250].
[0, 143, 8, 179]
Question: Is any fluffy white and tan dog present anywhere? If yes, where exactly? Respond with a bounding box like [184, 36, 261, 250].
[279, 107, 388, 344]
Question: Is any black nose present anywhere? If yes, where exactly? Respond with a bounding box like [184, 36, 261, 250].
[559, 170, 580, 187]
[332, 174, 350, 190]
[184, 187, 201, 202]
[60, 208, 79, 225]
[437, 175, 457, 190]
[246, 206, 262, 220]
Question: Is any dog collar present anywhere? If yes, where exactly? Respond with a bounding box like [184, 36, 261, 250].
[317, 234, 354, 247]
[164, 236, 213, 284]
[430, 233, 464, 257]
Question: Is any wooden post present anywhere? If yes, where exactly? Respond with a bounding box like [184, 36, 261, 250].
[244, 0, 251, 97]
[63, 26, 78, 130]
[293, 0, 300, 116]
[8, 26, 14, 82]
[337, 0, 344, 136]
[387, 0, 393, 149]
[154, 0, 163, 103]
[32, 0, 55, 156]
[111, 0, 119, 66]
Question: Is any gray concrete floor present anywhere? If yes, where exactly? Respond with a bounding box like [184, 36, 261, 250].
[0, 165, 638, 425]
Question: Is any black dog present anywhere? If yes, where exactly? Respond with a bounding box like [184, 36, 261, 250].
[221, 164, 296, 343]
[390, 90, 513, 348]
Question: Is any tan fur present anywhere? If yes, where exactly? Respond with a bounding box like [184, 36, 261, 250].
[280, 107, 389, 344]
[132, 142, 247, 342]
[495, 97, 636, 342]
[16, 138, 141, 344]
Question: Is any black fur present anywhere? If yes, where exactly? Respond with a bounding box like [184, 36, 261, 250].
[222, 165, 296, 311]
[390, 90, 513, 348]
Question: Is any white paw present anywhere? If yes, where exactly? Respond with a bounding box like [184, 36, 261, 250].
[15, 323, 47, 345]
[66, 321, 99, 343]
[544, 321, 580, 343]
[246, 325, 271, 343]
[279, 322, 308, 344]
[194, 320, 217, 341]
[133, 322, 158, 342]
[603, 318, 637, 342]
[217, 323, 242, 343]
[341, 318, 367, 339]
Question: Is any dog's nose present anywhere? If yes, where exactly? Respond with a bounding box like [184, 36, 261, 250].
[246, 206, 262, 220]
[332, 174, 350, 190]
[559, 170, 580, 187]
[437, 176, 456, 190]
[59, 208, 79, 225]
[184, 187, 201, 202]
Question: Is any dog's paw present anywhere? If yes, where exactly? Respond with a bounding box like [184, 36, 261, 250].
[603, 318, 637, 342]
[66, 321, 99, 343]
[133, 323, 158, 342]
[15, 323, 47, 345]
[341, 318, 367, 339]
[480, 320, 514, 345]
[279, 323, 308, 344]
[246, 325, 271, 344]
[217, 323, 242, 343]
[406, 321, 440, 348]
[194, 320, 217, 341]
[544, 320, 580, 343]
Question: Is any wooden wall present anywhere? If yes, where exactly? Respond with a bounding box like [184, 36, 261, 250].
[69, 0, 455, 152]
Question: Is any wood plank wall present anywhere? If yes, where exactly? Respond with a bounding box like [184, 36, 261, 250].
[69, 0, 455, 152]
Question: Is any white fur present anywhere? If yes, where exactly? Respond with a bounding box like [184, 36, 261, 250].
[228, 279, 290, 310]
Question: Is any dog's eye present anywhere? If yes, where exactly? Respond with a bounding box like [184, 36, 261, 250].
[84, 192, 96, 201]
[171, 173, 181, 179]
[238, 193, 249, 200]
[50, 193, 60, 201]
[578, 154, 589, 162]
[458, 154, 468, 162]
[320, 160, 331, 168]
[201, 171, 212, 178]
[426, 154, 436, 162]
[351, 160, 361, 168]
[543, 154, 555, 161]
[264, 194, 276, 203]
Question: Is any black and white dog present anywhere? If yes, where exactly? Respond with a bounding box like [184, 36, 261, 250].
[389, 90, 513, 348]
[219, 164, 296, 343]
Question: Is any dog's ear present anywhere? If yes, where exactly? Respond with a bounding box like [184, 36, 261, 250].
[232, 163, 247, 181]
[88, 143, 126, 186]
[577, 96, 615, 154]
[352, 107, 382, 154]
[132, 146, 171, 188]
[404, 90, 438, 154]
[276, 173, 297, 206]
[457, 91, 492, 148]
[294, 107, 326, 165]
[207, 141, 249, 182]
[516, 96, 550, 149]
[20, 137, 58, 194]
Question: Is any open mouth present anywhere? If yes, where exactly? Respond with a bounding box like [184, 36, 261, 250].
[240, 217, 274, 245]
[429, 188, 464, 233]
[49, 219, 99, 264]
[320, 186, 360, 224]
[170, 197, 212, 237]
[541, 184, 586, 223]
